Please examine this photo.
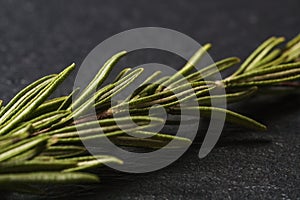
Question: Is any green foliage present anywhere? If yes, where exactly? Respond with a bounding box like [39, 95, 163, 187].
[0, 34, 299, 192]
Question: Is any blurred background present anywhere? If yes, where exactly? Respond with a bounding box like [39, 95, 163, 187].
[0, 0, 299, 199]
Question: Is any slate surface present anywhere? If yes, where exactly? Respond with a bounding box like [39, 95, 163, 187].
[0, 0, 299, 199]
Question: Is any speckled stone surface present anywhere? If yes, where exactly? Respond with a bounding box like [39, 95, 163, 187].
[0, 0, 299, 199]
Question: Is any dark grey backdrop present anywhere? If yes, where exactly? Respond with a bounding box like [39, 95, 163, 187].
[0, 0, 299, 199]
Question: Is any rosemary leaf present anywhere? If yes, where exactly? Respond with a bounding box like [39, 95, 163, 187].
[0, 172, 99, 184]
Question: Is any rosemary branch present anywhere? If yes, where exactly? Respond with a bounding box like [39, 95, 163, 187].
[0, 34, 299, 193]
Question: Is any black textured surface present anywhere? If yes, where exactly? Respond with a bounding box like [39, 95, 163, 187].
[1, 0, 300, 199]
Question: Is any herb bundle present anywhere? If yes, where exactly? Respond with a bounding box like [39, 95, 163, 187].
[0, 34, 299, 193]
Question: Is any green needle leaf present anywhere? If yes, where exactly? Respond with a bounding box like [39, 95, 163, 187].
[169, 106, 267, 131]
[0, 172, 99, 185]
[0, 63, 75, 135]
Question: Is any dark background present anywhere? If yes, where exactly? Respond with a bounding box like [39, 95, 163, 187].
[1, 0, 299, 199]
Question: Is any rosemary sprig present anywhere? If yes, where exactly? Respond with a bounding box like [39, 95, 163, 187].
[0, 34, 299, 193]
